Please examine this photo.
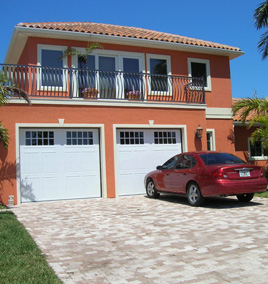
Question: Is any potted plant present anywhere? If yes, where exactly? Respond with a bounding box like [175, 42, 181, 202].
[126, 90, 141, 100]
[82, 87, 99, 99]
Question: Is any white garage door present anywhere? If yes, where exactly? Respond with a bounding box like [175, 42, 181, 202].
[19, 128, 101, 202]
[116, 129, 182, 195]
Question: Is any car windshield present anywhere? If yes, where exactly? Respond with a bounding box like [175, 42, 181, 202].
[199, 153, 246, 166]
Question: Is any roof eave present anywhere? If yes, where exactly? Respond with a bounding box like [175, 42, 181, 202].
[4, 26, 244, 64]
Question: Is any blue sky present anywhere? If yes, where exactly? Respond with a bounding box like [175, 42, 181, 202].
[1, 0, 267, 98]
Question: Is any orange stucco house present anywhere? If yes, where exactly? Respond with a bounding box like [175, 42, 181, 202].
[0, 22, 244, 205]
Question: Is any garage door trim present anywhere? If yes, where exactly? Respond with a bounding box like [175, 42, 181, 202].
[113, 124, 187, 197]
[15, 123, 106, 205]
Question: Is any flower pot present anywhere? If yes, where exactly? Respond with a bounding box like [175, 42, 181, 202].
[82, 88, 98, 99]
[128, 94, 141, 100]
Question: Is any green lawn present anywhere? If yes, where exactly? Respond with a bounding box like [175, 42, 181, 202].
[0, 203, 7, 209]
[255, 190, 268, 198]
[0, 210, 62, 284]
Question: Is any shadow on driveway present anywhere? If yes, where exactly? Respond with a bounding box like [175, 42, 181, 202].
[146, 194, 264, 209]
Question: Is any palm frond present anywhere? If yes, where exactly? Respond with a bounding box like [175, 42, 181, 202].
[0, 122, 9, 148]
[249, 115, 268, 150]
[85, 43, 102, 55]
[232, 96, 268, 122]
[258, 30, 268, 59]
[5, 86, 31, 104]
[59, 48, 81, 61]
[254, 0, 268, 30]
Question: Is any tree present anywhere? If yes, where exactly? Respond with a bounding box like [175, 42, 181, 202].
[232, 94, 268, 151]
[254, 0, 268, 59]
[0, 71, 30, 148]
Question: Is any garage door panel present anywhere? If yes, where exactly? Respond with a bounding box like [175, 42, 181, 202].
[80, 149, 99, 172]
[21, 152, 41, 175]
[41, 176, 58, 200]
[41, 151, 58, 173]
[21, 177, 40, 202]
[20, 128, 101, 202]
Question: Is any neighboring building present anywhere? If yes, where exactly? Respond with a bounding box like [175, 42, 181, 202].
[233, 98, 267, 167]
[0, 22, 244, 205]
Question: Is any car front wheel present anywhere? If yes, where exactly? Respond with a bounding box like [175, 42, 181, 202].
[236, 193, 254, 202]
[187, 182, 204, 206]
[146, 179, 160, 199]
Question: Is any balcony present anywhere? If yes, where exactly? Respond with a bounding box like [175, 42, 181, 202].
[1, 64, 205, 104]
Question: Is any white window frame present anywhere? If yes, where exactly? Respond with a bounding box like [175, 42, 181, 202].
[206, 129, 216, 151]
[248, 138, 268, 160]
[72, 49, 145, 98]
[146, 54, 172, 96]
[188, 58, 211, 92]
[37, 44, 68, 91]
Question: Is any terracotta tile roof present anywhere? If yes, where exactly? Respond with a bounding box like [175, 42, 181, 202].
[17, 22, 242, 52]
[232, 98, 257, 122]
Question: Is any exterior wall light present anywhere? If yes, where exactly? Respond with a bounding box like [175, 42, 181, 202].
[195, 125, 203, 139]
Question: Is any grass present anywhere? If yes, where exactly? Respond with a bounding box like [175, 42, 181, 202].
[0, 211, 62, 284]
[255, 190, 268, 198]
[0, 203, 7, 209]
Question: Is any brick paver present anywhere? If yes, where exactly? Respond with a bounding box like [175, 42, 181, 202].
[12, 195, 268, 283]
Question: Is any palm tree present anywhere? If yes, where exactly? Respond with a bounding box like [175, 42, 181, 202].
[0, 71, 30, 148]
[233, 94, 268, 151]
[254, 0, 268, 59]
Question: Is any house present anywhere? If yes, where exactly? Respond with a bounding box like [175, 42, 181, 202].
[233, 98, 267, 167]
[0, 22, 244, 205]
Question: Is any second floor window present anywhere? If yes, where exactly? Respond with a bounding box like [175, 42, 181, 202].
[147, 54, 171, 94]
[38, 45, 67, 90]
[188, 58, 211, 91]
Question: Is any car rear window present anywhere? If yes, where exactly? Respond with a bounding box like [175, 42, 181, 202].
[199, 153, 246, 165]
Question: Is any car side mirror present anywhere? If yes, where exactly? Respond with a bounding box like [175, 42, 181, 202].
[156, 165, 163, 170]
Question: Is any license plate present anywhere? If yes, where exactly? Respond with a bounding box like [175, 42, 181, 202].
[239, 170, 250, 177]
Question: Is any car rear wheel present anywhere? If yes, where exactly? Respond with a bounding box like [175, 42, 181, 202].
[146, 179, 160, 199]
[236, 193, 254, 202]
[187, 182, 204, 206]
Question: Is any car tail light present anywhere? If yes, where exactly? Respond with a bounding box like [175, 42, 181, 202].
[260, 168, 265, 177]
[210, 168, 228, 179]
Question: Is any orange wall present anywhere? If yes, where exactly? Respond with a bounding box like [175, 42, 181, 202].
[0, 103, 207, 205]
[18, 37, 233, 108]
[206, 119, 235, 154]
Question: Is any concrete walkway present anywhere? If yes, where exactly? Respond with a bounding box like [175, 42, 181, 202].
[12, 195, 268, 284]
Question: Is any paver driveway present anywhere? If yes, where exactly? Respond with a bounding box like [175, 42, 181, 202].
[12, 195, 268, 284]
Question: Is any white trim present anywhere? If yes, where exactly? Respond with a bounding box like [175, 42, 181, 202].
[247, 137, 268, 161]
[188, 58, 211, 92]
[15, 123, 107, 205]
[8, 97, 207, 110]
[5, 27, 244, 64]
[206, 107, 232, 119]
[206, 129, 216, 151]
[37, 44, 68, 91]
[113, 124, 187, 197]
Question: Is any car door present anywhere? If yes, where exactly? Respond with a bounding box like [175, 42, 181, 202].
[154, 155, 179, 192]
[169, 154, 197, 193]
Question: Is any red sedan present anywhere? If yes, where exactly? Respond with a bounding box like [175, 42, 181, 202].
[144, 151, 267, 206]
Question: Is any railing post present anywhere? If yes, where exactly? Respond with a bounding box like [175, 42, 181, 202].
[140, 72, 144, 101]
[202, 76, 205, 104]
[69, 67, 73, 99]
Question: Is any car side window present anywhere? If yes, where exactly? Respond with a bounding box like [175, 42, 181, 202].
[162, 156, 178, 170]
[175, 155, 196, 169]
